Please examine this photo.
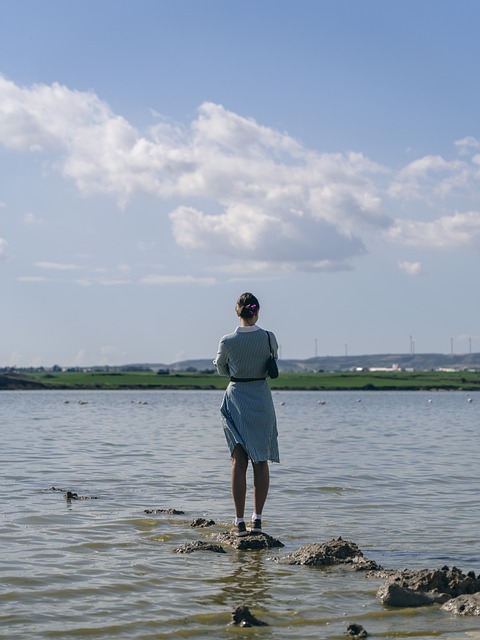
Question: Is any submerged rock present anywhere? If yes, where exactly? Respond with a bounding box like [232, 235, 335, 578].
[144, 508, 185, 515]
[64, 491, 98, 500]
[377, 566, 480, 608]
[40, 487, 97, 499]
[231, 605, 268, 627]
[441, 593, 480, 615]
[190, 517, 215, 528]
[174, 541, 226, 554]
[278, 537, 380, 571]
[217, 530, 284, 550]
[346, 623, 368, 637]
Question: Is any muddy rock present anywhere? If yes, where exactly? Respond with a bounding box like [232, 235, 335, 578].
[441, 593, 480, 615]
[190, 517, 215, 528]
[278, 537, 381, 571]
[378, 582, 446, 607]
[174, 541, 226, 554]
[64, 491, 98, 500]
[217, 530, 284, 550]
[377, 566, 480, 608]
[144, 508, 185, 515]
[231, 605, 268, 627]
[346, 623, 368, 637]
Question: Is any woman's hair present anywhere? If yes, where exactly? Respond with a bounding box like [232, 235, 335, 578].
[236, 292, 260, 319]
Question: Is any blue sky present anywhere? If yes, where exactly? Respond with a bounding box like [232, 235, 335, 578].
[1, 0, 480, 367]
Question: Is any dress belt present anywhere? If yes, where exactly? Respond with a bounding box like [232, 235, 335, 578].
[230, 377, 266, 382]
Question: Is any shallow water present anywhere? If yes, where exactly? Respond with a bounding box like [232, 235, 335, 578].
[1, 389, 479, 639]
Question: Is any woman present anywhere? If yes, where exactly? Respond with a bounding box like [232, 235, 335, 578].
[214, 292, 280, 536]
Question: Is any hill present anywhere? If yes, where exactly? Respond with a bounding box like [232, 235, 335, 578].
[127, 352, 480, 373]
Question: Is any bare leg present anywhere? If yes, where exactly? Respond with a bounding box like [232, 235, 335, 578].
[231, 444, 249, 518]
[252, 461, 269, 515]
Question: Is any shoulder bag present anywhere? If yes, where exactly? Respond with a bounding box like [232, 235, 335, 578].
[266, 331, 279, 379]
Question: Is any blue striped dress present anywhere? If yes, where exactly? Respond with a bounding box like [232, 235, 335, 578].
[214, 325, 280, 464]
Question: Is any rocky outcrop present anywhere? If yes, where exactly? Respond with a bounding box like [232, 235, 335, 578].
[231, 605, 268, 627]
[278, 537, 381, 571]
[190, 517, 215, 528]
[441, 593, 480, 615]
[376, 566, 480, 608]
[174, 541, 225, 554]
[217, 530, 284, 550]
[36, 490, 480, 618]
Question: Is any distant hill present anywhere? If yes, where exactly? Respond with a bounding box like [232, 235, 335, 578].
[123, 353, 480, 373]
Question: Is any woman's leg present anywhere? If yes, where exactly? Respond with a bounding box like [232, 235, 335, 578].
[231, 444, 249, 518]
[252, 461, 269, 515]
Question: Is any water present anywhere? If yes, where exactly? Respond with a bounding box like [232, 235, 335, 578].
[1, 389, 479, 639]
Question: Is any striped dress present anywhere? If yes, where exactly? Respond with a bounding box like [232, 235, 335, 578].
[214, 325, 280, 464]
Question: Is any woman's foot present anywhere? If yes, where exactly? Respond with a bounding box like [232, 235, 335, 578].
[250, 519, 262, 533]
[234, 521, 249, 537]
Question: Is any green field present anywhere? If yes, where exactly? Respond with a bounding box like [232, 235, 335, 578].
[1, 369, 479, 391]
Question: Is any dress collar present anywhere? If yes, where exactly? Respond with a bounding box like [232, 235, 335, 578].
[236, 325, 261, 333]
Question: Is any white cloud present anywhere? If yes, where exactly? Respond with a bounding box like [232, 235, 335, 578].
[0, 76, 389, 271]
[140, 274, 216, 286]
[455, 136, 480, 155]
[97, 278, 132, 286]
[16, 275, 49, 282]
[73, 349, 87, 366]
[23, 212, 43, 225]
[99, 345, 127, 366]
[388, 155, 469, 200]
[4, 75, 480, 272]
[34, 261, 81, 270]
[0, 237, 8, 257]
[135, 240, 155, 252]
[398, 260, 422, 276]
[388, 211, 480, 249]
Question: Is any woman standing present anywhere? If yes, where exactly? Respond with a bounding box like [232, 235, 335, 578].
[214, 292, 280, 536]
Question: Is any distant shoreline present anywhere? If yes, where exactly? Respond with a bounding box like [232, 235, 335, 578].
[1, 370, 479, 392]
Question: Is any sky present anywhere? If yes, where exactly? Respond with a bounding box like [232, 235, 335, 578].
[1, 0, 480, 367]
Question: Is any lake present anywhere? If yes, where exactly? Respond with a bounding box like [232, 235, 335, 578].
[1, 389, 479, 639]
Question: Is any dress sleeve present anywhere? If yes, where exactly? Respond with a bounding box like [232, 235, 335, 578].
[213, 338, 230, 376]
[269, 332, 279, 358]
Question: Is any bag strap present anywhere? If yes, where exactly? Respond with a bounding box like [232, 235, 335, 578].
[266, 330, 274, 357]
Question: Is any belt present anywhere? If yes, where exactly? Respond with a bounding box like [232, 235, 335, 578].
[230, 377, 266, 382]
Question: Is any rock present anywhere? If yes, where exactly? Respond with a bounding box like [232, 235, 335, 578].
[231, 605, 268, 627]
[144, 508, 185, 515]
[174, 541, 226, 554]
[377, 583, 444, 607]
[217, 530, 284, 550]
[190, 517, 215, 528]
[377, 566, 480, 608]
[346, 623, 368, 637]
[278, 537, 381, 571]
[64, 491, 98, 500]
[441, 593, 480, 615]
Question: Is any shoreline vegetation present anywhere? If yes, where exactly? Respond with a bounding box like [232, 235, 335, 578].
[1, 370, 479, 391]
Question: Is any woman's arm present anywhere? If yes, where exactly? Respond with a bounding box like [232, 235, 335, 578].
[213, 339, 230, 376]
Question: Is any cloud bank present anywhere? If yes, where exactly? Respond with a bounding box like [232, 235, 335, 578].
[1, 75, 480, 273]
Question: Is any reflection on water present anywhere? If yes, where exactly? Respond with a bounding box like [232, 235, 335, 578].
[1, 390, 480, 639]
[207, 552, 273, 608]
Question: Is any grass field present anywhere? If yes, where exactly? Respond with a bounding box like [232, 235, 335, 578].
[2, 369, 479, 391]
